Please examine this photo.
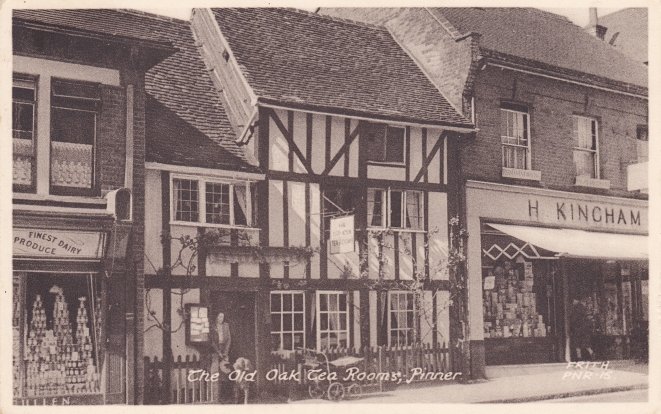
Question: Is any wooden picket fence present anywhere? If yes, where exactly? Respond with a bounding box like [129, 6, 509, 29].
[144, 343, 452, 404]
[144, 354, 214, 404]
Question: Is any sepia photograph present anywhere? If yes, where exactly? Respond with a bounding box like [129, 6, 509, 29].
[2, 2, 656, 411]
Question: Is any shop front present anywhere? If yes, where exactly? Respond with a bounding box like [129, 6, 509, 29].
[13, 212, 132, 405]
[465, 181, 648, 374]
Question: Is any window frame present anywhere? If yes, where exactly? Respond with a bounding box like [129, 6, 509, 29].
[572, 116, 600, 179]
[170, 174, 255, 228]
[387, 291, 416, 348]
[49, 78, 100, 197]
[316, 291, 350, 351]
[366, 124, 406, 165]
[12, 75, 37, 193]
[500, 106, 532, 171]
[367, 188, 424, 231]
[270, 291, 306, 352]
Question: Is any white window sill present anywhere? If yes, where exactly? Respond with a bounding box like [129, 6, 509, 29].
[574, 176, 610, 190]
[501, 168, 541, 181]
[367, 161, 406, 168]
[367, 227, 427, 234]
[170, 221, 260, 231]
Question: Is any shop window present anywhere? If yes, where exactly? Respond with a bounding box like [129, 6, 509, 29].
[171, 176, 255, 227]
[15, 273, 102, 398]
[389, 292, 415, 347]
[270, 292, 305, 351]
[12, 76, 36, 190]
[366, 123, 405, 163]
[316, 291, 348, 350]
[500, 103, 531, 170]
[368, 188, 423, 230]
[573, 116, 599, 179]
[50, 79, 99, 195]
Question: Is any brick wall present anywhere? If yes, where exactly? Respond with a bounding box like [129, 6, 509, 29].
[464, 66, 648, 198]
[98, 85, 127, 193]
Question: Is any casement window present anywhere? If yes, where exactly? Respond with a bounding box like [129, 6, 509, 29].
[171, 176, 254, 227]
[572, 116, 599, 179]
[500, 104, 531, 170]
[388, 291, 415, 347]
[366, 123, 405, 163]
[316, 291, 349, 350]
[636, 125, 648, 163]
[270, 292, 305, 351]
[367, 188, 423, 230]
[12, 75, 99, 195]
[12, 76, 36, 188]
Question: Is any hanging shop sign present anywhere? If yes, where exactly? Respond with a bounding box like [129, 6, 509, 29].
[330, 215, 355, 254]
[13, 229, 106, 259]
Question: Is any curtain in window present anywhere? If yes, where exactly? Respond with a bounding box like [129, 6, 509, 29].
[234, 184, 248, 226]
[405, 192, 422, 229]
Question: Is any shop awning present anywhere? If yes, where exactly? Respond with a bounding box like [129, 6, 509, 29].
[487, 223, 648, 261]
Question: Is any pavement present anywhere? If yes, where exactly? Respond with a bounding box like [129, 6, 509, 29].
[290, 361, 649, 404]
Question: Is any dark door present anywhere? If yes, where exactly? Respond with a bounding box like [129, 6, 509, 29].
[211, 292, 256, 363]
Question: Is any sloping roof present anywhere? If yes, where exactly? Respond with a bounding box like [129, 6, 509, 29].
[598, 8, 648, 64]
[210, 8, 472, 128]
[431, 8, 647, 90]
[12, 9, 172, 48]
[125, 11, 258, 172]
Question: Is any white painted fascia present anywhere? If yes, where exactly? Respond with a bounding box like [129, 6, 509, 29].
[145, 162, 265, 181]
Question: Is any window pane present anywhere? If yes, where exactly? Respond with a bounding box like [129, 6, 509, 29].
[206, 182, 230, 224]
[12, 102, 34, 140]
[294, 333, 304, 347]
[405, 191, 422, 229]
[320, 294, 327, 311]
[173, 179, 199, 222]
[293, 293, 303, 311]
[13, 138, 33, 186]
[573, 150, 596, 178]
[294, 313, 303, 331]
[51, 108, 95, 145]
[367, 123, 386, 162]
[390, 191, 403, 228]
[329, 314, 338, 331]
[339, 294, 346, 312]
[338, 332, 347, 348]
[385, 127, 405, 163]
[283, 294, 292, 312]
[271, 314, 281, 331]
[320, 313, 328, 331]
[271, 293, 281, 312]
[320, 332, 329, 349]
[283, 313, 293, 331]
[283, 333, 293, 350]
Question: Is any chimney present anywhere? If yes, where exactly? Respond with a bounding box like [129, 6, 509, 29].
[586, 8, 608, 40]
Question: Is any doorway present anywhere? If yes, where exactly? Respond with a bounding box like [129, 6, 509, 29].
[211, 291, 256, 363]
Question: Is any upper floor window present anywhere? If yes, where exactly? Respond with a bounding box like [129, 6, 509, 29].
[368, 188, 423, 230]
[636, 125, 648, 163]
[171, 176, 254, 227]
[50, 79, 99, 194]
[572, 116, 599, 179]
[500, 103, 530, 170]
[12, 76, 36, 188]
[366, 123, 405, 163]
[12, 74, 99, 195]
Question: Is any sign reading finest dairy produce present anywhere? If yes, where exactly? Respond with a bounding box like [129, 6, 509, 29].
[13, 229, 106, 259]
[330, 215, 355, 254]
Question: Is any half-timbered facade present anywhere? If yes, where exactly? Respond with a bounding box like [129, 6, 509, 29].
[141, 7, 474, 400]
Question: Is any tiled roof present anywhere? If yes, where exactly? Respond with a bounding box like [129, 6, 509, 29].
[598, 8, 648, 64]
[129, 11, 259, 172]
[210, 8, 472, 128]
[431, 8, 647, 90]
[12, 9, 172, 46]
